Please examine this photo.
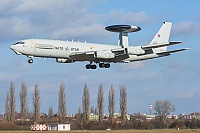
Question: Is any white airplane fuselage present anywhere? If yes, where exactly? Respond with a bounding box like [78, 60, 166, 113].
[10, 39, 159, 63]
[10, 22, 188, 69]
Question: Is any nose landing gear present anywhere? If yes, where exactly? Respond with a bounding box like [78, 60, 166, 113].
[28, 58, 33, 63]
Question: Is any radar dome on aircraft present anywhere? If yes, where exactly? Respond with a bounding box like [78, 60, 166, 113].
[105, 25, 141, 33]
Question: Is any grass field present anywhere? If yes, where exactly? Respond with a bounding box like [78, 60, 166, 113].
[0, 129, 200, 133]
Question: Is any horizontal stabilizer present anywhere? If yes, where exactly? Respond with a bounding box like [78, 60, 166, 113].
[142, 41, 183, 49]
[156, 48, 190, 55]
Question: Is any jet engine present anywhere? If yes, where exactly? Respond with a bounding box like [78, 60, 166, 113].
[94, 50, 115, 59]
[128, 47, 145, 55]
[56, 58, 74, 63]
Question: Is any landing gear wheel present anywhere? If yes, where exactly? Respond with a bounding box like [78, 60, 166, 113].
[28, 59, 33, 64]
[99, 63, 105, 68]
[99, 63, 110, 68]
[86, 64, 90, 69]
[105, 64, 110, 68]
[91, 65, 97, 69]
[86, 64, 97, 69]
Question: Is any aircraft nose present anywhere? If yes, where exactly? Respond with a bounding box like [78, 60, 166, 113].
[10, 44, 22, 55]
[10, 45, 15, 50]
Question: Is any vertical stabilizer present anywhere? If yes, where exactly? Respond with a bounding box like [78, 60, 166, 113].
[150, 22, 172, 52]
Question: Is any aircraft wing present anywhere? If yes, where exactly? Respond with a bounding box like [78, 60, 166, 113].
[69, 51, 95, 61]
[69, 48, 128, 61]
[142, 41, 183, 49]
[156, 48, 190, 56]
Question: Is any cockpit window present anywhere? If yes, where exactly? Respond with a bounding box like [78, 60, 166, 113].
[15, 41, 25, 44]
[15, 42, 20, 44]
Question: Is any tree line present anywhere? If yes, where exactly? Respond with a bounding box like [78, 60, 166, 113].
[4, 81, 67, 124]
[2, 82, 128, 127]
[2, 81, 198, 130]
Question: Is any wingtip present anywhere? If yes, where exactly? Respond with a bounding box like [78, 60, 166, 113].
[184, 48, 190, 50]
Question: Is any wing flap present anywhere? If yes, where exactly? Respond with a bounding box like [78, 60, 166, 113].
[142, 41, 183, 49]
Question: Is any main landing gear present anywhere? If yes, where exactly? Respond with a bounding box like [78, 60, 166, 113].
[99, 63, 110, 68]
[85, 63, 110, 69]
[86, 64, 97, 69]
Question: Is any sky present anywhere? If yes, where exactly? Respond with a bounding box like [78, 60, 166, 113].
[0, 0, 200, 115]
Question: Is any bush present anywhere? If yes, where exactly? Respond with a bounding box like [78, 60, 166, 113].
[0, 122, 30, 130]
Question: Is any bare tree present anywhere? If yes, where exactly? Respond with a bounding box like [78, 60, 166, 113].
[94, 107, 98, 115]
[97, 84, 104, 123]
[48, 106, 54, 120]
[9, 81, 16, 122]
[5, 91, 10, 122]
[58, 82, 67, 123]
[154, 100, 175, 123]
[20, 81, 28, 122]
[120, 86, 127, 125]
[32, 84, 40, 122]
[108, 85, 115, 123]
[77, 107, 83, 129]
[78, 107, 82, 115]
[82, 84, 90, 124]
[90, 106, 94, 114]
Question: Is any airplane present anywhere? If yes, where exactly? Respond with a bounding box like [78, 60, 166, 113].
[10, 22, 189, 69]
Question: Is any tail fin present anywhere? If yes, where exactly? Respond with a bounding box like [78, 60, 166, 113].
[150, 22, 172, 52]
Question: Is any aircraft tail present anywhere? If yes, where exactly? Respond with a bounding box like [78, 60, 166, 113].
[150, 22, 172, 53]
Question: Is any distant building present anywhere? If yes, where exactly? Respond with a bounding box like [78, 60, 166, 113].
[131, 113, 155, 121]
[30, 124, 48, 131]
[182, 112, 200, 120]
[127, 114, 131, 121]
[48, 123, 71, 131]
[40, 113, 47, 120]
[145, 114, 155, 120]
[13, 112, 31, 122]
[89, 113, 99, 121]
[113, 113, 121, 118]
[30, 123, 71, 131]
[66, 114, 76, 122]
[15, 117, 30, 122]
[166, 114, 178, 119]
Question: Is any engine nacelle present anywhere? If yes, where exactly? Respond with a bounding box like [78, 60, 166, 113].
[94, 50, 115, 59]
[128, 47, 145, 55]
[56, 58, 74, 63]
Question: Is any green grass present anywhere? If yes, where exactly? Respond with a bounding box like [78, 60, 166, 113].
[0, 129, 200, 133]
